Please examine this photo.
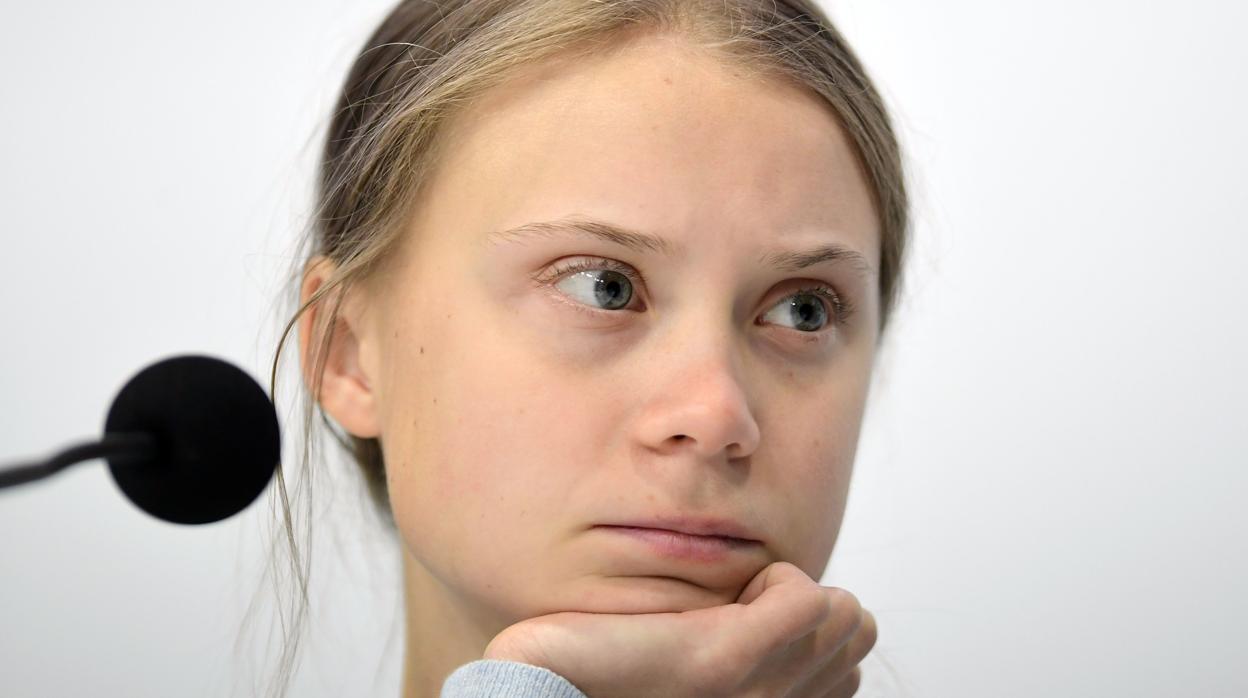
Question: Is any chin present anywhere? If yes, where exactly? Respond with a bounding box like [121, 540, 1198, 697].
[547, 574, 738, 615]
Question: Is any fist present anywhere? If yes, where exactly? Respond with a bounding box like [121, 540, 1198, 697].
[484, 561, 877, 697]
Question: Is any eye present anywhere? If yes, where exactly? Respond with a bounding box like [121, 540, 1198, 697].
[538, 257, 856, 331]
[761, 286, 854, 333]
[543, 257, 642, 313]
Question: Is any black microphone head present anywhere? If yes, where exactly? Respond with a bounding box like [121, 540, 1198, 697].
[104, 355, 281, 525]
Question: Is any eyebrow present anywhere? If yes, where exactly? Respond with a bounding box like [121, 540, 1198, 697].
[483, 216, 875, 279]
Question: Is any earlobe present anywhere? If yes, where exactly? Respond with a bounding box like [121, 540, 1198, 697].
[297, 258, 383, 439]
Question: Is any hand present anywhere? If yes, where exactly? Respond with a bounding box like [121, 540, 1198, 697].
[482, 561, 877, 697]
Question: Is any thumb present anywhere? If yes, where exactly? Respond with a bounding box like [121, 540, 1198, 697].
[733, 562, 831, 655]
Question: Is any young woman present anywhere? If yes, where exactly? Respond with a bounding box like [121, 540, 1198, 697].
[270, 1, 909, 695]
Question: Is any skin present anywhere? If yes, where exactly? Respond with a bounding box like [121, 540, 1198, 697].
[299, 31, 881, 698]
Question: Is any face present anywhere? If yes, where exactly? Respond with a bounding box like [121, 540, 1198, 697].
[314, 33, 881, 625]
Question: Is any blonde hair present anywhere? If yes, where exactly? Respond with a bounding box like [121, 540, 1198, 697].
[249, 1, 910, 696]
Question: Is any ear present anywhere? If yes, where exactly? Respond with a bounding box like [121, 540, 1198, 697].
[297, 256, 382, 439]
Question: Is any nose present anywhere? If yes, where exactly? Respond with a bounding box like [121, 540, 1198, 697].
[633, 328, 762, 462]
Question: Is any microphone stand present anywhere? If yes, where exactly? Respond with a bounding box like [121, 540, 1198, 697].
[0, 432, 159, 489]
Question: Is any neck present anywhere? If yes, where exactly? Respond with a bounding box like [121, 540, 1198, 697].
[399, 549, 502, 698]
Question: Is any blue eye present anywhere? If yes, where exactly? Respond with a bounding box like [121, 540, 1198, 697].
[540, 257, 855, 329]
[762, 287, 852, 332]
[545, 258, 640, 312]
[556, 268, 633, 310]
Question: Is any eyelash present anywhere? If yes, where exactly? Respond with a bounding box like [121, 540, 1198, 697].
[538, 257, 857, 329]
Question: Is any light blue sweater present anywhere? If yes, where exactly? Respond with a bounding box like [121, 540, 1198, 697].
[441, 659, 589, 697]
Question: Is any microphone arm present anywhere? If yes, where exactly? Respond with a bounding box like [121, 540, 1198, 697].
[0, 432, 158, 489]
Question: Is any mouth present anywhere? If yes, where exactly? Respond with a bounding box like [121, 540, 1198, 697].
[594, 525, 761, 562]
[596, 515, 761, 542]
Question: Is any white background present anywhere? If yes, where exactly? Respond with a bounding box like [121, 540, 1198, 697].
[2, 1, 1245, 696]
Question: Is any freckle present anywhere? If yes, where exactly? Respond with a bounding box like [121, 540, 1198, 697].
[433, 398, 437, 404]
[420, 346, 424, 354]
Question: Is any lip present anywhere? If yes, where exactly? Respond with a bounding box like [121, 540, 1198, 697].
[596, 526, 760, 562]
[598, 516, 761, 542]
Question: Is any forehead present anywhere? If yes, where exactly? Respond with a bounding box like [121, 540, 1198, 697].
[417, 33, 879, 266]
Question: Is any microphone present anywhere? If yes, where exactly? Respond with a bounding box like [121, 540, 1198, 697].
[0, 355, 281, 525]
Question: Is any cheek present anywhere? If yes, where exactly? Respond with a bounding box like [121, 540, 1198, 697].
[411, 352, 626, 618]
[388, 322, 585, 540]
[768, 367, 872, 573]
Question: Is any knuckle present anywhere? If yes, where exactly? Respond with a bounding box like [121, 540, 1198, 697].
[774, 560, 804, 575]
[823, 589, 864, 635]
[845, 666, 862, 695]
[803, 582, 834, 615]
[859, 609, 878, 651]
[770, 561, 808, 586]
[483, 625, 538, 665]
[824, 586, 862, 613]
[822, 664, 863, 698]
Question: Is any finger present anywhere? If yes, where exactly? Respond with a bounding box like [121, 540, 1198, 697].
[794, 654, 865, 698]
[733, 563, 831, 661]
[823, 666, 862, 698]
[827, 607, 877, 675]
[821, 588, 867, 654]
[788, 606, 877, 697]
[792, 587, 866, 662]
[737, 560, 812, 605]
